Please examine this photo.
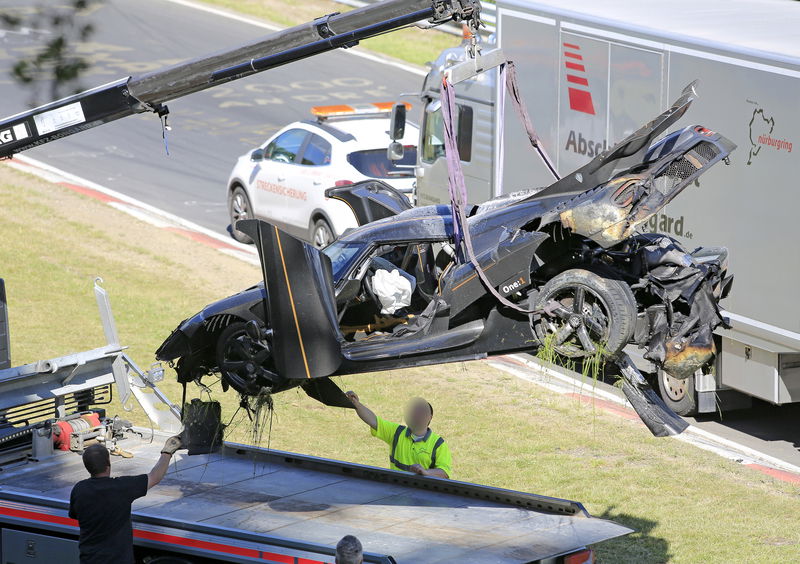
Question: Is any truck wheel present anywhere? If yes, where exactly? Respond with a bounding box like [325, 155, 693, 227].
[532, 269, 636, 358]
[228, 185, 253, 243]
[310, 218, 334, 249]
[657, 370, 697, 416]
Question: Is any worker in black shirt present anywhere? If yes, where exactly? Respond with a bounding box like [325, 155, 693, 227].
[69, 436, 183, 564]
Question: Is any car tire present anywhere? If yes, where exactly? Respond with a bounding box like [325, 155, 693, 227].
[310, 218, 335, 249]
[657, 369, 698, 416]
[532, 268, 636, 358]
[228, 185, 253, 243]
[215, 322, 272, 396]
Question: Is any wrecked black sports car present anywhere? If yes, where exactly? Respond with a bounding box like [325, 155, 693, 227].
[156, 84, 734, 433]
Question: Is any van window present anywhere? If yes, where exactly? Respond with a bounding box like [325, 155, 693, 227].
[421, 101, 473, 163]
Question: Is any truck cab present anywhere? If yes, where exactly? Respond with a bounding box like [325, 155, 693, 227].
[414, 35, 498, 207]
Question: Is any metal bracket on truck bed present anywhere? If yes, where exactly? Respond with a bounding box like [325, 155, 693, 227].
[0, 278, 182, 465]
[93, 278, 181, 431]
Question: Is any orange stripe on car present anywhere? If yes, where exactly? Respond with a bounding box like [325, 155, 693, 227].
[274, 226, 312, 378]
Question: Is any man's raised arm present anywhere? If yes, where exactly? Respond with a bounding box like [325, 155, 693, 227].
[345, 391, 378, 430]
[148, 435, 183, 489]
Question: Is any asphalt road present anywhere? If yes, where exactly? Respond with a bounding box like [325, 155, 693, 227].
[684, 398, 800, 470]
[591, 363, 800, 470]
[1, 0, 798, 473]
[0, 0, 424, 235]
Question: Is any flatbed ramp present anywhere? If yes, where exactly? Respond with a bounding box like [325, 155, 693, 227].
[0, 434, 631, 563]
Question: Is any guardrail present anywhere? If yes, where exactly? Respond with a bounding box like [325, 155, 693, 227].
[332, 0, 496, 35]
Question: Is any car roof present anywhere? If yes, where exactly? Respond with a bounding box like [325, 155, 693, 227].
[340, 204, 454, 243]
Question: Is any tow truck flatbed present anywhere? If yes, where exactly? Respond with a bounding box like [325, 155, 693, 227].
[0, 430, 631, 563]
[0, 279, 631, 563]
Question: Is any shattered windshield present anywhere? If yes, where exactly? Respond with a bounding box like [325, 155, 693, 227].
[323, 240, 366, 279]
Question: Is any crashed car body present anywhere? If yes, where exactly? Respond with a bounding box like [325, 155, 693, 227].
[156, 83, 734, 410]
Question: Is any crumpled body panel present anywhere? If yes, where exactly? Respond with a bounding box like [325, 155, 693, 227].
[630, 235, 732, 379]
[556, 126, 735, 248]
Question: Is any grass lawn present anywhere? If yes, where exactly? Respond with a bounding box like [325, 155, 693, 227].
[195, 0, 463, 67]
[1, 163, 798, 562]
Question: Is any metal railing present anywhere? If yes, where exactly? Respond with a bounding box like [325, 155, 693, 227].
[332, 0, 496, 35]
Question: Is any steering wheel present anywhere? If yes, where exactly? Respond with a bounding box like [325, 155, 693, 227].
[362, 266, 380, 308]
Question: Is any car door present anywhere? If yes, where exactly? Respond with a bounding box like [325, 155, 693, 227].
[282, 132, 334, 233]
[324, 180, 412, 225]
[237, 219, 342, 380]
[251, 128, 309, 228]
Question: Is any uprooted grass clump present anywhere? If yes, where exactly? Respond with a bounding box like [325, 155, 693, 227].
[535, 330, 610, 388]
[246, 390, 276, 448]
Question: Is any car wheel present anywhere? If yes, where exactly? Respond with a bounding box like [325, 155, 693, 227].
[228, 185, 253, 243]
[657, 369, 697, 416]
[215, 322, 273, 396]
[311, 218, 334, 249]
[532, 268, 636, 358]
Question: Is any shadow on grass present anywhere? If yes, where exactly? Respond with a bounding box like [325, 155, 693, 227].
[594, 506, 672, 564]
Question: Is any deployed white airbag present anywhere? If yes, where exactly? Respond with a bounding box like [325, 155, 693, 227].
[372, 268, 414, 315]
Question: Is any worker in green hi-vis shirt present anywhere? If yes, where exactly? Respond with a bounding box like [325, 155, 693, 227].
[345, 391, 452, 479]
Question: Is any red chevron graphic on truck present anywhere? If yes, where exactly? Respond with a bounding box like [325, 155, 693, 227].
[563, 42, 596, 115]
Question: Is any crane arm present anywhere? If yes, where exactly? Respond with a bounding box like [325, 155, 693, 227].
[0, 0, 480, 159]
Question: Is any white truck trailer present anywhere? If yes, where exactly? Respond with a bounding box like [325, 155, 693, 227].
[0, 279, 631, 563]
[414, 0, 800, 415]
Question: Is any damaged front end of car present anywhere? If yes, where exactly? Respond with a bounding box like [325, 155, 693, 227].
[528, 82, 735, 383]
[153, 283, 288, 396]
[603, 233, 733, 380]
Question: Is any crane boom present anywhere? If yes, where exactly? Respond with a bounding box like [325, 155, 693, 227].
[0, 0, 480, 159]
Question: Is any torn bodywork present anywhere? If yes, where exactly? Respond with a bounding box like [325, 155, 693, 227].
[616, 353, 689, 437]
[524, 83, 734, 381]
[155, 83, 735, 436]
[631, 235, 732, 379]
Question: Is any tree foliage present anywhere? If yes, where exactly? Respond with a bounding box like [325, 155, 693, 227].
[2, 1, 102, 104]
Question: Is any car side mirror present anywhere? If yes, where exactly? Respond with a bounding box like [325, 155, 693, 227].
[336, 278, 361, 305]
[250, 148, 265, 161]
[389, 103, 406, 141]
[387, 141, 404, 162]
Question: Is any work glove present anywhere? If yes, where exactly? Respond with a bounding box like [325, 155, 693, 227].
[161, 435, 184, 455]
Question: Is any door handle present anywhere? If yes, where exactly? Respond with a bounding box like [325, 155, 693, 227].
[313, 180, 322, 185]
[277, 176, 286, 182]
